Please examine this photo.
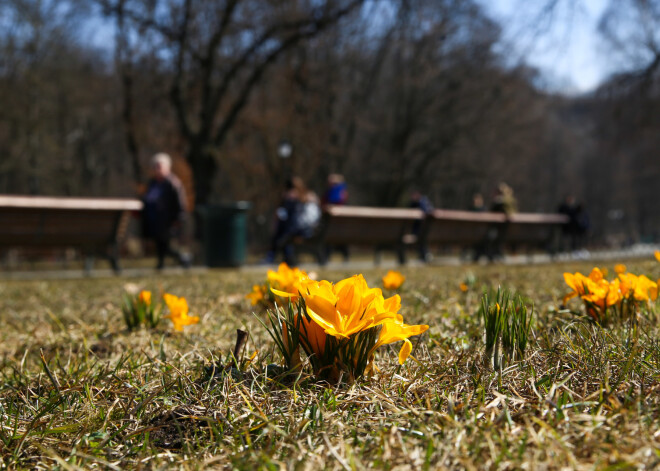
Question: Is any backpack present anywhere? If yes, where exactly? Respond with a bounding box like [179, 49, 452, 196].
[297, 201, 321, 232]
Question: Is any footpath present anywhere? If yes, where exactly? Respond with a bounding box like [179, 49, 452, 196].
[1, 244, 658, 281]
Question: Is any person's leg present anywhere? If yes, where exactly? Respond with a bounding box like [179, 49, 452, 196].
[340, 244, 350, 262]
[162, 234, 190, 267]
[154, 237, 167, 269]
[485, 227, 498, 262]
[267, 219, 289, 263]
[167, 241, 186, 266]
[283, 242, 297, 267]
[279, 230, 299, 267]
[419, 242, 430, 262]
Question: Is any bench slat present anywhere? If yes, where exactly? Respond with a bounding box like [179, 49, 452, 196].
[326, 205, 423, 219]
[0, 195, 143, 211]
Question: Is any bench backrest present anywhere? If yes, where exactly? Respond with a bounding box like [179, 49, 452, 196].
[0, 196, 143, 249]
[322, 205, 424, 246]
[320, 206, 568, 248]
[425, 209, 568, 247]
[425, 209, 506, 245]
[503, 213, 569, 246]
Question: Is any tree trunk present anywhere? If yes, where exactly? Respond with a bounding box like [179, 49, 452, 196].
[188, 148, 217, 206]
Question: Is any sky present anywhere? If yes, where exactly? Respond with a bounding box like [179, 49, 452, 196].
[482, 0, 610, 94]
[81, 0, 611, 95]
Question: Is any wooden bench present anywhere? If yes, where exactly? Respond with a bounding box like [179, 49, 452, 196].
[424, 209, 506, 246]
[295, 205, 568, 265]
[296, 205, 423, 264]
[505, 213, 569, 253]
[0, 195, 143, 273]
[424, 210, 569, 261]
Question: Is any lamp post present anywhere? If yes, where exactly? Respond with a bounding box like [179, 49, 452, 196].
[277, 139, 292, 159]
[277, 139, 293, 180]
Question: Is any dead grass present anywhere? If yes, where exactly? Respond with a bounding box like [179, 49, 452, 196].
[0, 260, 659, 469]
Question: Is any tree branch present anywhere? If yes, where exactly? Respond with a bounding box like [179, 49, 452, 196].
[213, 0, 363, 147]
[169, 0, 194, 141]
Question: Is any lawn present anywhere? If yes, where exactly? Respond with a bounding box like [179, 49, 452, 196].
[0, 259, 659, 470]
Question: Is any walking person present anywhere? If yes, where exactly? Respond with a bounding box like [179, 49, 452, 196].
[409, 190, 434, 262]
[142, 153, 191, 269]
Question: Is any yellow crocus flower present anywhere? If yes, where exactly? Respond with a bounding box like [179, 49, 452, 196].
[617, 273, 657, 302]
[138, 290, 152, 305]
[272, 273, 428, 374]
[634, 275, 657, 302]
[267, 263, 308, 300]
[246, 284, 265, 306]
[563, 272, 589, 304]
[382, 270, 405, 290]
[563, 268, 605, 304]
[297, 275, 397, 339]
[163, 293, 199, 332]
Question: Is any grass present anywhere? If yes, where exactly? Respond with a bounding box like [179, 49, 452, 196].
[0, 260, 659, 469]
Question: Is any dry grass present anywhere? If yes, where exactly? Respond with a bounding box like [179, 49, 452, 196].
[0, 260, 659, 470]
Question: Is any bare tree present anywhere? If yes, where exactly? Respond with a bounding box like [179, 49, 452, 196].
[98, 0, 365, 204]
[593, 0, 660, 241]
[0, 0, 126, 196]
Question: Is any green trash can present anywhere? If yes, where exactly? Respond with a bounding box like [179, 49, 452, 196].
[198, 202, 251, 267]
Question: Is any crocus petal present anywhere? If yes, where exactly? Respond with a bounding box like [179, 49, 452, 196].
[373, 319, 429, 352]
[383, 294, 402, 313]
[305, 295, 343, 331]
[305, 307, 347, 339]
[588, 268, 604, 282]
[335, 280, 362, 320]
[398, 339, 413, 364]
[562, 292, 578, 305]
[271, 287, 296, 298]
[563, 273, 580, 293]
[383, 270, 405, 289]
[139, 290, 152, 305]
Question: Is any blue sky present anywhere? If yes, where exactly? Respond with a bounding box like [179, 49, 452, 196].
[482, 0, 610, 94]
[83, 0, 611, 95]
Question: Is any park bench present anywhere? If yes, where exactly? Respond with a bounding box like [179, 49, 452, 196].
[424, 209, 569, 261]
[0, 195, 143, 273]
[297, 205, 568, 265]
[424, 209, 506, 247]
[298, 205, 424, 265]
[504, 213, 569, 253]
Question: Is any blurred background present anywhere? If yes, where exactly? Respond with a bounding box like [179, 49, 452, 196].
[1, 0, 658, 254]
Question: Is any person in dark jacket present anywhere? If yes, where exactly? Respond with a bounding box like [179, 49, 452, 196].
[409, 190, 434, 262]
[142, 153, 190, 269]
[558, 195, 590, 256]
[321, 174, 349, 262]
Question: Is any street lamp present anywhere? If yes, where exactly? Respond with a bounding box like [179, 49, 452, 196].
[277, 139, 293, 180]
[277, 139, 293, 159]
